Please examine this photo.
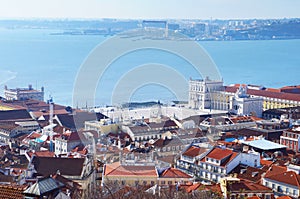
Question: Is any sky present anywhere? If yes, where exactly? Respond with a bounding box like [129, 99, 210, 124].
[0, 0, 299, 20]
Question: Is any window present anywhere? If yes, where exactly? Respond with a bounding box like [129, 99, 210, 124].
[293, 189, 297, 196]
[161, 181, 165, 185]
[265, 181, 269, 187]
[286, 188, 289, 194]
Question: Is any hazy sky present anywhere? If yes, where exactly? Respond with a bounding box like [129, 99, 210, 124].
[0, 0, 299, 19]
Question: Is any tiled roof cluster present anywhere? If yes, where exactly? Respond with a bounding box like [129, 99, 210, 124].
[0, 184, 28, 199]
[225, 85, 300, 102]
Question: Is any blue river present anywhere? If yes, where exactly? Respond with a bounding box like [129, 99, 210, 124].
[0, 28, 299, 106]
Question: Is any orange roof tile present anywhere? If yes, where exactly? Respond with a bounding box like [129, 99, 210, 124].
[225, 86, 300, 102]
[160, 168, 192, 178]
[182, 183, 202, 193]
[104, 162, 157, 177]
[260, 159, 273, 166]
[264, 165, 287, 178]
[182, 146, 207, 158]
[277, 196, 293, 199]
[0, 184, 28, 199]
[206, 147, 234, 160]
[265, 170, 300, 188]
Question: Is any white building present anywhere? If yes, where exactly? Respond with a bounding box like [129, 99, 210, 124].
[188, 77, 224, 110]
[4, 85, 44, 101]
[198, 147, 260, 183]
[262, 165, 300, 198]
[231, 85, 263, 117]
[189, 80, 263, 117]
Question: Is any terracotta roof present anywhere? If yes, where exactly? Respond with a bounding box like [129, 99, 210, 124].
[205, 147, 235, 160]
[264, 170, 300, 188]
[104, 162, 157, 177]
[225, 86, 300, 102]
[0, 184, 28, 199]
[231, 165, 266, 183]
[264, 165, 287, 178]
[160, 167, 192, 178]
[277, 196, 293, 199]
[228, 180, 272, 193]
[27, 151, 55, 158]
[260, 159, 273, 166]
[181, 182, 202, 193]
[230, 116, 262, 124]
[182, 145, 208, 158]
[200, 147, 239, 167]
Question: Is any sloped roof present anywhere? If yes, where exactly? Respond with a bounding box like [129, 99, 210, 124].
[27, 151, 55, 158]
[160, 167, 192, 178]
[24, 177, 64, 196]
[264, 170, 300, 188]
[182, 114, 212, 125]
[0, 109, 32, 121]
[277, 196, 293, 199]
[0, 184, 28, 199]
[129, 120, 178, 134]
[31, 156, 85, 177]
[225, 86, 300, 102]
[228, 181, 272, 193]
[52, 174, 81, 191]
[104, 162, 157, 177]
[200, 147, 239, 167]
[205, 147, 235, 160]
[153, 136, 185, 148]
[182, 145, 208, 158]
[231, 165, 266, 183]
[56, 112, 107, 130]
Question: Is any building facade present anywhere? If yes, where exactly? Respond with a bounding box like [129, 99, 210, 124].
[280, 127, 300, 152]
[188, 78, 224, 110]
[4, 85, 44, 101]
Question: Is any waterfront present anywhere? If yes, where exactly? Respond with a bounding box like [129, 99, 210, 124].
[0, 28, 299, 106]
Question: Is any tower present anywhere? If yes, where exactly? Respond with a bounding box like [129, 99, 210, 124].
[48, 97, 54, 152]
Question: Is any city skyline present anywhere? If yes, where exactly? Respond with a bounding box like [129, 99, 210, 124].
[0, 0, 300, 20]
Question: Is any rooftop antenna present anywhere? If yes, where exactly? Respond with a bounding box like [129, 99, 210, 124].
[48, 96, 54, 152]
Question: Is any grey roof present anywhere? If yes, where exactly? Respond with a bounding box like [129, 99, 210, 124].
[55, 192, 71, 199]
[56, 112, 108, 130]
[24, 177, 64, 196]
[0, 109, 32, 121]
[242, 139, 287, 150]
[32, 156, 85, 177]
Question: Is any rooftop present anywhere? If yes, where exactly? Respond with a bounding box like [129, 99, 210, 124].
[242, 139, 286, 150]
[182, 145, 208, 158]
[104, 162, 157, 177]
[160, 167, 192, 178]
[225, 85, 300, 102]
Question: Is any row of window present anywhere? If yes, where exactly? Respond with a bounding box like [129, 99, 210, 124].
[265, 181, 298, 196]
